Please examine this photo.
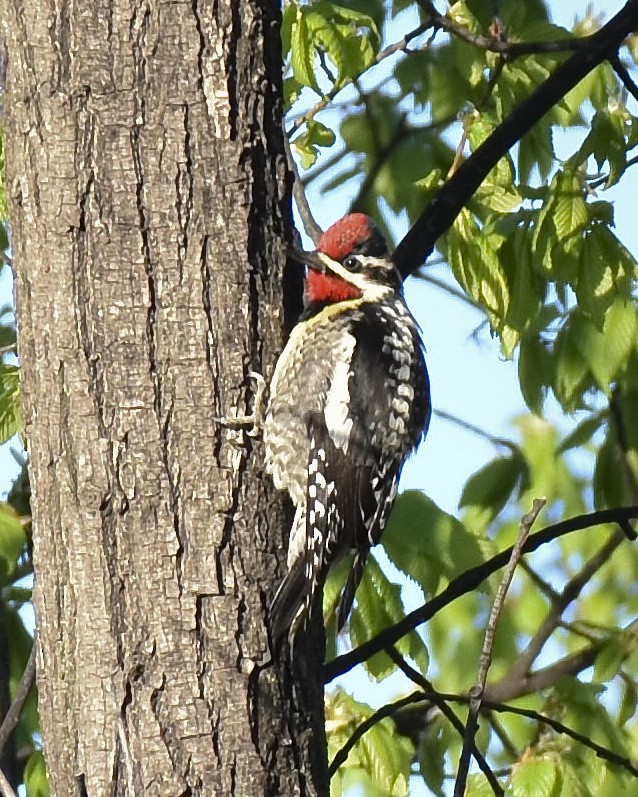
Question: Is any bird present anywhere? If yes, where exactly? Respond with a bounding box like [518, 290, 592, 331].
[263, 213, 432, 644]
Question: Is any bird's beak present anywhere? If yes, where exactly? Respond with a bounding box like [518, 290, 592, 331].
[287, 246, 333, 274]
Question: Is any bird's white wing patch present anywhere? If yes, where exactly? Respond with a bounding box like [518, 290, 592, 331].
[324, 333, 357, 453]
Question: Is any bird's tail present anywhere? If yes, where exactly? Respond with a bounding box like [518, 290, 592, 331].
[269, 558, 309, 647]
[336, 550, 368, 631]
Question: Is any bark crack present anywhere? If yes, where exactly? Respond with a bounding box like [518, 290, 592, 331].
[190, 0, 205, 93]
[224, 1, 241, 140]
[175, 103, 193, 280]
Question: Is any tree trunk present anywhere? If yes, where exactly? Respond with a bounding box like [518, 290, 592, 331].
[3, 0, 327, 794]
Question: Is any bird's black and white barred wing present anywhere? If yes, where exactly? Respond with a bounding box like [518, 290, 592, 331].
[301, 307, 429, 630]
[270, 304, 430, 641]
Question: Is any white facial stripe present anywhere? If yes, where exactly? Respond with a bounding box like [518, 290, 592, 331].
[315, 252, 390, 302]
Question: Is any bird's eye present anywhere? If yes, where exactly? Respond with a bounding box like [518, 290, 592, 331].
[344, 255, 362, 272]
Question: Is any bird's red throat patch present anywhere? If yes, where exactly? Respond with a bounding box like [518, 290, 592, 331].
[305, 270, 362, 304]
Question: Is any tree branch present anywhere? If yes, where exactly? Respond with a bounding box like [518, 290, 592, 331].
[454, 499, 545, 797]
[481, 698, 638, 777]
[610, 53, 638, 104]
[324, 506, 638, 682]
[0, 767, 17, 797]
[388, 648, 503, 796]
[0, 637, 36, 760]
[328, 691, 426, 776]
[432, 407, 517, 450]
[416, 1, 589, 58]
[393, 0, 638, 277]
[498, 527, 626, 692]
[284, 134, 323, 244]
[287, 22, 434, 138]
[485, 616, 638, 703]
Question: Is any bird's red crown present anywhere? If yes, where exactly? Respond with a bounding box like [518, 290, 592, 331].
[317, 213, 379, 260]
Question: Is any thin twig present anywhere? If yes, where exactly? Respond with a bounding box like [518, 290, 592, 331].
[499, 527, 625, 692]
[417, 0, 590, 58]
[413, 270, 485, 310]
[589, 152, 638, 189]
[454, 498, 545, 797]
[432, 690, 638, 777]
[388, 648, 504, 796]
[287, 22, 434, 137]
[486, 616, 638, 704]
[284, 134, 323, 244]
[518, 560, 560, 602]
[360, 683, 638, 782]
[0, 636, 37, 759]
[0, 767, 17, 797]
[328, 691, 426, 775]
[324, 506, 638, 683]
[432, 408, 516, 450]
[481, 698, 638, 777]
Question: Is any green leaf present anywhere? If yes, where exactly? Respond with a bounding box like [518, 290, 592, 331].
[553, 171, 588, 248]
[553, 318, 591, 411]
[281, 1, 297, 58]
[465, 772, 497, 797]
[518, 335, 552, 414]
[556, 412, 605, 454]
[572, 109, 628, 187]
[593, 429, 626, 510]
[290, 2, 380, 92]
[619, 677, 638, 727]
[459, 453, 527, 522]
[440, 208, 510, 333]
[0, 363, 21, 443]
[531, 168, 587, 280]
[24, 750, 49, 797]
[382, 491, 485, 597]
[349, 555, 429, 679]
[326, 688, 413, 797]
[416, 721, 447, 797]
[292, 119, 336, 168]
[497, 219, 544, 343]
[509, 754, 560, 797]
[593, 635, 626, 682]
[0, 502, 27, 581]
[290, 6, 318, 91]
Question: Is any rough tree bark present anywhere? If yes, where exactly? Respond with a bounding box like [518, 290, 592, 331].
[3, 0, 327, 795]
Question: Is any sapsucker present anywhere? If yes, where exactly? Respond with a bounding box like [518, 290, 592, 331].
[265, 213, 431, 643]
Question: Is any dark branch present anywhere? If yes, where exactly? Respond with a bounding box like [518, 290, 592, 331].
[0, 638, 36, 760]
[324, 506, 638, 682]
[0, 767, 18, 797]
[393, 0, 638, 277]
[481, 698, 638, 778]
[328, 691, 426, 775]
[485, 616, 638, 703]
[610, 53, 638, 104]
[388, 649, 503, 796]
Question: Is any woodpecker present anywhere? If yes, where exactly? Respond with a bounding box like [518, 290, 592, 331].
[265, 213, 431, 643]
